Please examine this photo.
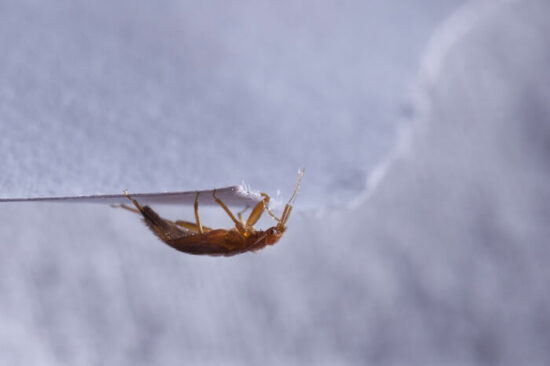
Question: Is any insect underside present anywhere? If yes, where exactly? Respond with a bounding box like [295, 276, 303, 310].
[120, 171, 303, 256]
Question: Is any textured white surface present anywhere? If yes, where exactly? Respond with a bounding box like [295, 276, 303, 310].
[3, 0, 550, 365]
[0, 0, 459, 208]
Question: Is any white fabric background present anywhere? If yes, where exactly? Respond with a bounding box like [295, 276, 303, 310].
[1, 0, 549, 365]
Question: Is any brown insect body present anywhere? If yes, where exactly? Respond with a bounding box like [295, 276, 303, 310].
[122, 171, 303, 256]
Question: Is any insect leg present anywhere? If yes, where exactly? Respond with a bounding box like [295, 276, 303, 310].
[123, 190, 187, 242]
[117, 197, 202, 231]
[237, 205, 250, 226]
[260, 193, 282, 223]
[116, 203, 141, 215]
[213, 189, 246, 233]
[194, 192, 204, 234]
[123, 190, 145, 212]
[175, 220, 212, 233]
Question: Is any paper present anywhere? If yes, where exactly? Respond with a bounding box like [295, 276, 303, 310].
[0, 186, 263, 206]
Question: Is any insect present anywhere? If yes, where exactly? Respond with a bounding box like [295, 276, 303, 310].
[120, 170, 303, 256]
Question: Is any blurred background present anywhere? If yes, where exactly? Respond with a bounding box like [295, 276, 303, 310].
[1, 0, 549, 364]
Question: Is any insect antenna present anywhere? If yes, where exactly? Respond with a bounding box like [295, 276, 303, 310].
[279, 168, 304, 226]
[288, 168, 304, 205]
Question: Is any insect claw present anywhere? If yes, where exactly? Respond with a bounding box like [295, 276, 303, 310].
[123, 189, 139, 204]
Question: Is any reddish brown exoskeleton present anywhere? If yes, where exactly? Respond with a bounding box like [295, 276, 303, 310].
[120, 170, 303, 256]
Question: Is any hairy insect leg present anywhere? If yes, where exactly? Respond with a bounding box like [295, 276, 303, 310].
[213, 189, 246, 233]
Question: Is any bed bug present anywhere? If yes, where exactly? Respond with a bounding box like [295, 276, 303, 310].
[120, 170, 303, 256]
